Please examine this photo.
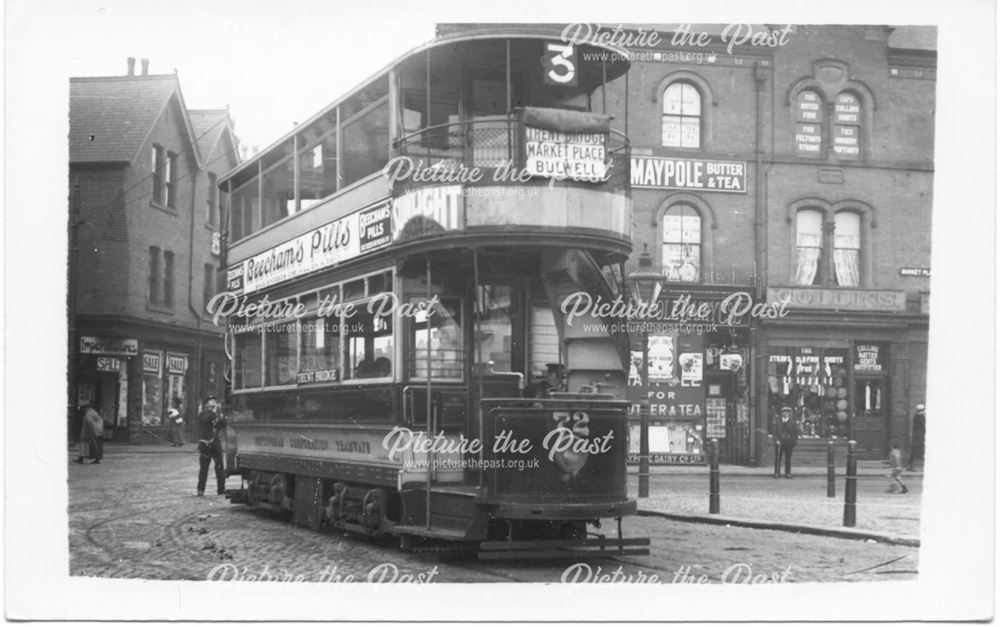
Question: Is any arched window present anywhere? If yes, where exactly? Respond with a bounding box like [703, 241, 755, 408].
[662, 204, 701, 282]
[833, 92, 862, 160]
[795, 209, 824, 286]
[794, 90, 824, 158]
[833, 211, 861, 286]
[662, 82, 701, 148]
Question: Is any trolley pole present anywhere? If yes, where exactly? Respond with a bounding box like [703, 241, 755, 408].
[827, 440, 836, 498]
[843, 440, 857, 527]
[709, 438, 720, 514]
[638, 398, 650, 498]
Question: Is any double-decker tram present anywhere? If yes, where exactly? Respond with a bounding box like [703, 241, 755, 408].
[217, 28, 648, 558]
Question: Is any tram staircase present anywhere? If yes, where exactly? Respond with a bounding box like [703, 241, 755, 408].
[541, 249, 630, 396]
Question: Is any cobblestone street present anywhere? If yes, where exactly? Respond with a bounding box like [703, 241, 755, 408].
[68, 445, 919, 584]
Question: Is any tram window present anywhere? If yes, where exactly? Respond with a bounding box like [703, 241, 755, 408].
[300, 316, 340, 378]
[231, 182, 258, 241]
[475, 285, 513, 372]
[410, 298, 464, 380]
[297, 113, 338, 208]
[344, 303, 394, 380]
[344, 279, 365, 301]
[529, 304, 560, 374]
[234, 330, 262, 389]
[262, 156, 295, 225]
[265, 321, 299, 386]
[367, 271, 393, 295]
[341, 100, 389, 189]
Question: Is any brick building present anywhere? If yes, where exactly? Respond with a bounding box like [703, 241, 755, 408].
[68, 58, 240, 442]
[436, 23, 935, 464]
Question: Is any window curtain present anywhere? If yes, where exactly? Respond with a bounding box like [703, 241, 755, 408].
[795, 246, 821, 286]
[834, 248, 860, 286]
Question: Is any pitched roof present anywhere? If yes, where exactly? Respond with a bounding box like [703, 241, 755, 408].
[69, 74, 188, 163]
[188, 109, 232, 164]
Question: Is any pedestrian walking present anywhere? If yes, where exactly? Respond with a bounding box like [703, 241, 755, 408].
[907, 403, 925, 471]
[76, 402, 104, 464]
[886, 440, 909, 493]
[196, 396, 227, 496]
[166, 408, 185, 447]
[773, 406, 799, 479]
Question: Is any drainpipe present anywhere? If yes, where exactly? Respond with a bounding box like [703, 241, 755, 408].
[187, 167, 203, 429]
[752, 62, 768, 465]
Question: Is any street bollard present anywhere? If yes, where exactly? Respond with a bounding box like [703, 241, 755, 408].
[827, 441, 836, 498]
[709, 438, 720, 514]
[843, 440, 857, 527]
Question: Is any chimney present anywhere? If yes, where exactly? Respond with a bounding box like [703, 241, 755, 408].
[141, 58, 149, 76]
[127, 57, 135, 76]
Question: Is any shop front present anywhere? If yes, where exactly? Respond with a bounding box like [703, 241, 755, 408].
[72, 319, 225, 443]
[759, 287, 928, 464]
[75, 335, 137, 441]
[627, 286, 756, 465]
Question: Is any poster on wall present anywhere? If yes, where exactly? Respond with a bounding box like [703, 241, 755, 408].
[646, 335, 676, 382]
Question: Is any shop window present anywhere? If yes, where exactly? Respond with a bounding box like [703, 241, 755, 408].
[344, 300, 394, 380]
[410, 298, 464, 380]
[234, 330, 262, 389]
[766, 347, 850, 440]
[662, 82, 701, 148]
[265, 321, 299, 386]
[794, 90, 824, 158]
[833, 211, 861, 286]
[661, 204, 701, 282]
[832, 92, 862, 160]
[141, 351, 164, 425]
[794, 209, 823, 286]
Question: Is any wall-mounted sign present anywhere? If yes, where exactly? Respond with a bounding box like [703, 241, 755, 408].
[525, 126, 606, 181]
[96, 357, 122, 372]
[230, 199, 393, 295]
[631, 157, 746, 193]
[833, 124, 860, 158]
[900, 267, 930, 277]
[166, 353, 188, 374]
[211, 232, 221, 256]
[767, 287, 906, 312]
[143, 351, 162, 375]
[854, 342, 887, 374]
[79, 336, 138, 356]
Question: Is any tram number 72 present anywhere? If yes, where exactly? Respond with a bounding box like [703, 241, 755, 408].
[551, 410, 590, 437]
[544, 42, 578, 86]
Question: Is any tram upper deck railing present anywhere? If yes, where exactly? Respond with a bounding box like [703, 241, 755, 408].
[390, 112, 630, 194]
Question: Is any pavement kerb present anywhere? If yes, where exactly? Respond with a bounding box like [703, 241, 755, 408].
[636, 509, 920, 547]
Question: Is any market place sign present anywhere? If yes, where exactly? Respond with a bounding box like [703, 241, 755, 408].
[631, 156, 747, 193]
[767, 287, 906, 312]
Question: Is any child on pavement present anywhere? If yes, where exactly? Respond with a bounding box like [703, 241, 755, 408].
[886, 441, 908, 494]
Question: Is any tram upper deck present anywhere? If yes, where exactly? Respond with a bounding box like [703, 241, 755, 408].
[220, 30, 632, 282]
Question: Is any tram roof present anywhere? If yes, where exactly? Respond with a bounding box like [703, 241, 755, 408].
[220, 28, 630, 183]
